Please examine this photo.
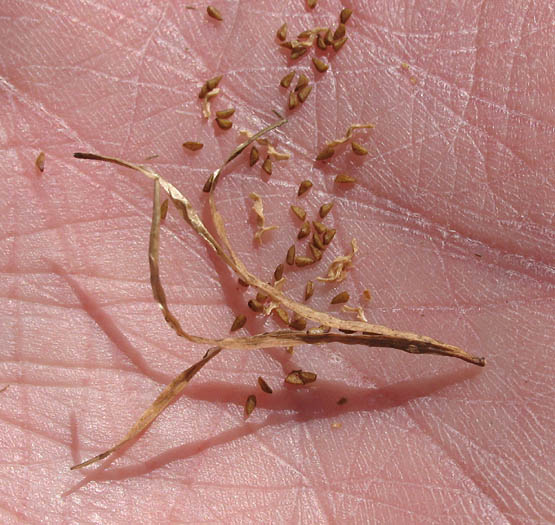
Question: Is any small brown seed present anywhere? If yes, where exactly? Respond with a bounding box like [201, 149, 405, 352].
[249, 145, 259, 166]
[182, 141, 204, 151]
[280, 70, 296, 88]
[289, 316, 307, 331]
[286, 245, 296, 265]
[337, 397, 348, 405]
[286, 346, 294, 354]
[275, 307, 289, 324]
[297, 30, 313, 39]
[160, 199, 169, 220]
[324, 28, 334, 45]
[198, 83, 209, 99]
[288, 91, 299, 110]
[333, 23, 346, 40]
[216, 108, 235, 119]
[298, 180, 313, 196]
[262, 156, 272, 175]
[295, 256, 314, 267]
[274, 263, 284, 281]
[335, 174, 356, 183]
[312, 232, 324, 250]
[276, 23, 287, 41]
[351, 142, 368, 155]
[298, 85, 312, 103]
[363, 289, 372, 301]
[280, 41, 294, 49]
[316, 34, 327, 50]
[307, 0, 317, 9]
[291, 47, 308, 60]
[207, 5, 223, 20]
[323, 228, 336, 245]
[291, 205, 306, 221]
[295, 74, 309, 91]
[316, 146, 334, 161]
[319, 202, 334, 218]
[304, 280, 314, 300]
[248, 299, 264, 313]
[238, 278, 249, 287]
[340, 8, 353, 24]
[285, 370, 317, 385]
[298, 222, 311, 239]
[256, 291, 268, 302]
[206, 75, 223, 91]
[331, 291, 350, 304]
[312, 57, 329, 73]
[231, 314, 246, 332]
[245, 394, 256, 416]
[258, 377, 273, 394]
[216, 117, 233, 130]
[333, 36, 348, 51]
[35, 151, 45, 172]
[310, 244, 323, 261]
[313, 221, 327, 235]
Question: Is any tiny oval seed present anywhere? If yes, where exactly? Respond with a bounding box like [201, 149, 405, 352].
[313, 221, 326, 234]
[298, 180, 313, 196]
[231, 314, 247, 331]
[289, 316, 307, 331]
[216, 108, 235, 119]
[248, 299, 264, 313]
[312, 232, 324, 250]
[258, 377, 273, 394]
[291, 205, 306, 221]
[316, 146, 334, 161]
[35, 151, 45, 172]
[298, 85, 312, 103]
[274, 263, 284, 281]
[323, 228, 336, 245]
[295, 74, 309, 91]
[331, 291, 350, 304]
[216, 117, 233, 130]
[245, 394, 256, 416]
[262, 156, 272, 175]
[351, 142, 368, 155]
[286, 245, 296, 265]
[276, 23, 287, 41]
[206, 75, 223, 91]
[275, 307, 289, 324]
[304, 280, 314, 300]
[316, 34, 327, 50]
[249, 145, 259, 166]
[295, 256, 314, 267]
[182, 141, 204, 151]
[333, 36, 348, 51]
[288, 91, 299, 110]
[319, 202, 334, 218]
[312, 57, 329, 73]
[160, 199, 169, 220]
[207, 5, 223, 20]
[298, 222, 311, 239]
[291, 47, 308, 60]
[280, 70, 295, 88]
[310, 244, 323, 261]
[335, 174, 356, 183]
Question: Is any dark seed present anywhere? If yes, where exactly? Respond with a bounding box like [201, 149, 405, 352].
[285, 370, 317, 385]
[295, 256, 314, 267]
[313, 221, 327, 235]
[183, 141, 204, 151]
[298, 85, 312, 103]
[323, 228, 336, 245]
[245, 394, 256, 416]
[207, 5, 223, 20]
[298, 180, 313, 196]
[250, 145, 259, 166]
[248, 299, 264, 313]
[262, 156, 272, 175]
[289, 316, 307, 330]
[333, 36, 348, 51]
[160, 199, 169, 220]
[291, 205, 306, 221]
[331, 291, 350, 304]
[295, 74, 309, 91]
[280, 71, 296, 88]
[198, 83, 209, 99]
[216, 117, 233, 130]
[307, 0, 317, 9]
[277, 23, 287, 41]
[35, 151, 45, 172]
[298, 222, 311, 239]
[312, 57, 329, 73]
[319, 202, 333, 218]
[288, 91, 299, 110]
[316, 146, 334, 161]
[216, 108, 235, 119]
[351, 142, 368, 155]
[304, 280, 314, 300]
[286, 245, 296, 265]
[340, 8, 353, 24]
[274, 263, 284, 281]
[335, 174, 356, 183]
[258, 377, 273, 394]
[238, 278, 249, 287]
[231, 314, 247, 331]
[333, 23, 346, 40]
[337, 396, 348, 405]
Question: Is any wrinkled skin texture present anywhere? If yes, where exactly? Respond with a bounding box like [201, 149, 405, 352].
[0, 0, 553, 523]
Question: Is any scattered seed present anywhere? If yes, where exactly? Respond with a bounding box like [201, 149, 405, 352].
[207, 5, 223, 20]
[248, 299, 264, 313]
[256, 291, 268, 302]
[245, 394, 256, 416]
[231, 314, 247, 332]
[182, 141, 204, 151]
[286, 245, 296, 265]
[310, 244, 323, 261]
[337, 397, 348, 405]
[305, 280, 314, 300]
[333, 36, 348, 51]
[335, 174, 356, 183]
[274, 263, 284, 281]
[238, 278, 249, 287]
[340, 8, 353, 23]
[363, 289, 371, 301]
[291, 47, 308, 60]
[35, 151, 45, 172]
[216, 117, 233, 130]
[295, 74, 309, 91]
[199, 84, 209, 99]
[275, 307, 289, 324]
[160, 199, 169, 220]
[298, 85, 312, 103]
[313, 221, 327, 235]
[307, 0, 317, 8]
[216, 108, 235, 119]
[298, 222, 311, 239]
[295, 256, 314, 267]
[351, 142, 368, 155]
[298, 180, 313, 196]
[331, 291, 350, 304]
[291, 205, 306, 221]
[316, 34, 327, 49]
[324, 28, 334, 46]
[286, 346, 294, 354]
[280, 41, 294, 49]
[277, 23, 287, 41]
[297, 30, 313, 39]
[312, 57, 329, 73]
[319, 202, 333, 218]
[262, 156, 272, 175]
[288, 91, 299, 110]
[316, 146, 334, 161]
[206, 75, 223, 91]
[323, 228, 336, 245]
[285, 370, 317, 385]
[290, 315, 307, 331]
[331, 422, 342, 429]
[333, 23, 346, 40]
[312, 232, 324, 250]
[249, 145, 259, 166]
[258, 377, 273, 394]
[280, 71, 295, 89]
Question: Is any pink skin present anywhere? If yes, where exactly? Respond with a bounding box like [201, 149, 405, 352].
[0, 0, 553, 522]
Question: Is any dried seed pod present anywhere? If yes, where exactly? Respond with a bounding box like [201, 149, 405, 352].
[335, 174, 356, 183]
[319, 202, 334, 218]
[310, 244, 323, 261]
[285, 370, 317, 385]
[248, 299, 264, 313]
[276, 23, 287, 41]
[286, 245, 296, 265]
[183, 141, 204, 151]
[307, 0, 317, 8]
[274, 307, 289, 324]
[316, 34, 327, 50]
[274, 263, 284, 281]
[351, 142, 368, 155]
[323, 228, 336, 245]
[312, 57, 329, 73]
[280, 71, 295, 88]
[331, 291, 350, 304]
[216, 117, 233, 130]
[316, 146, 334, 161]
[333, 23, 346, 40]
[256, 291, 268, 302]
[324, 28, 334, 46]
[298, 180, 313, 196]
[238, 278, 249, 287]
[258, 377, 273, 394]
[291, 205, 306, 221]
[249, 145, 259, 166]
[160, 199, 169, 220]
[289, 316, 307, 330]
[298, 85, 312, 103]
[35, 151, 45, 172]
[304, 280, 314, 300]
[295, 74, 309, 91]
[231, 314, 247, 331]
[312, 232, 324, 250]
[291, 47, 308, 60]
[340, 8, 353, 24]
[216, 108, 235, 119]
[262, 156, 272, 175]
[288, 91, 299, 110]
[333, 36, 348, 51]
[245, 394, 256, 416]
[313, 221, 327, 235]
[295, 256, 314, 267]
[207, 5, 223, 20]
[298, 222, 311, 239]
[337, 396, 348, 405]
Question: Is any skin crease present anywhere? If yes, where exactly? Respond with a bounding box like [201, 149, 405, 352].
[0, 0, 553, 523]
